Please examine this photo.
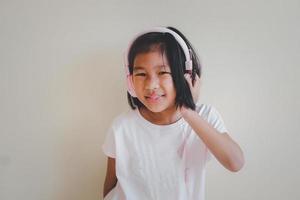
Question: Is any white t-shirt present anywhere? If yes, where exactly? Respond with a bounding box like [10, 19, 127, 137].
[102, 104, 228, 200]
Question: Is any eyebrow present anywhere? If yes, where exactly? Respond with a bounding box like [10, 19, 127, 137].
[133, 65, 169, 72]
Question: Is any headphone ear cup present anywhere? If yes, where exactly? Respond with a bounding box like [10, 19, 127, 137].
[126, 75, 137, 97]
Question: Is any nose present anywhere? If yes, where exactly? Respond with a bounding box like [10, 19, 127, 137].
[145, 75, 159, 90]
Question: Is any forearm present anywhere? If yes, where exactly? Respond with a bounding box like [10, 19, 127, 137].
[103, 178, 117, 198]
[181, 108, 244, 172]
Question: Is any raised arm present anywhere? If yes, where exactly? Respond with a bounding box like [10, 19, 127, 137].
[181, 107, 245, 172]
[182, 74, 245, 172]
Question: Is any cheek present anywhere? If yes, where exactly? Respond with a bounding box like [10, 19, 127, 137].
[132, 77, 143, 87]
[161, 79, 176, 96]
[161, 77, 175, 88]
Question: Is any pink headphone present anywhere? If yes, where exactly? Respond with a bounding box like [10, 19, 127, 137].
[124, 27, 193, 97]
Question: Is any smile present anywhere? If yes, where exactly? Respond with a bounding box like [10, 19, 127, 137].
[145, 95, 165, 103]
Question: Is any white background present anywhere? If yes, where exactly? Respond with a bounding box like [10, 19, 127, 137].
[1, 0, 299, 199]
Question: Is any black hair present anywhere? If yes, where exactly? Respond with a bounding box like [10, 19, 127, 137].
[127, 26, 202, 110]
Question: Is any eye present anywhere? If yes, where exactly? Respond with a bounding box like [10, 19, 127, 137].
[134, 73, 146, 76]
[158, 71, 171, 75]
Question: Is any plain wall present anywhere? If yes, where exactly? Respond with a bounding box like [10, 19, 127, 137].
[1, 0, 299, 199]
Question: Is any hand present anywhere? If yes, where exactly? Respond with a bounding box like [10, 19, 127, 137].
[184, 73, 201, 103]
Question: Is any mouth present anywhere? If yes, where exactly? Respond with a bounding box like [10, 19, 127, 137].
[145, 94, 165, 103]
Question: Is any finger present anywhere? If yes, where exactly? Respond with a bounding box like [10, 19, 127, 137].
[184, 73, 192, 81]
[184, 73, 193, 88]
[185, 70, 192, 75]
[194, 74, 201, 86]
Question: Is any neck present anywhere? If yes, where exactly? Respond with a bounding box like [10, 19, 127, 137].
[139, 106, 182, 125]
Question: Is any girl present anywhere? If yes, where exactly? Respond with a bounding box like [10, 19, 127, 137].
[102, 26, 244, 200]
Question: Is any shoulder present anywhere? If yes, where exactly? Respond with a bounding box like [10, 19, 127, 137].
[196, 103, 226, 124]
[109, 108, 138, 129]
[196, 103, 228, 133]
[195, 103, 219, 117]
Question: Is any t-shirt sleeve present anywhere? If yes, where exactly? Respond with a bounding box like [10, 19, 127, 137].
[102, 126, 116, 158]
[206, 105, 229, 162]
[207, 105, 228, 133]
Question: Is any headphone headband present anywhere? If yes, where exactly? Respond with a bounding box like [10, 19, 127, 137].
[124, 27, 193, 97]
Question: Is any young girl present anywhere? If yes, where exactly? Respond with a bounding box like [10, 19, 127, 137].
[102, 26, 244, 200]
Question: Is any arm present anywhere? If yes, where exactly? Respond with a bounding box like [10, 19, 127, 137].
[182, 74, 244, 172]
[103, 157, 117, 198]
[181, 107, 245, 172]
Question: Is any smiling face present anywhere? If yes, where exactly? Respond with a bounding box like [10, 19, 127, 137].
[132, 50, 177, 113]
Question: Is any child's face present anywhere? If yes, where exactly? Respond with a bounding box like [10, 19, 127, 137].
[132, 50, 176, 113]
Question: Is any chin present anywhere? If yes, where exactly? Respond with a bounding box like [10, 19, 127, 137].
[143, 103, 171, 113]
[146, 107, 165, 113]
[138, 96, 176, 113]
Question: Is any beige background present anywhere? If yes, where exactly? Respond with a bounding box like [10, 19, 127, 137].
[1, 0, 299, 200]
